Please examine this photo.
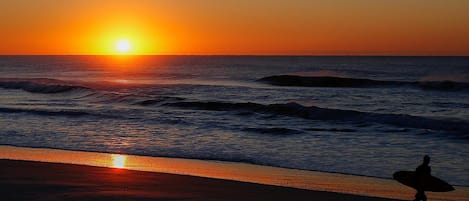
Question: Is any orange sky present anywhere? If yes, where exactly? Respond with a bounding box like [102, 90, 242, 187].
[1, 0, 468, 55]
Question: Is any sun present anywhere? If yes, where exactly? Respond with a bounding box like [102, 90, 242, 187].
[116, 39, 131, 54]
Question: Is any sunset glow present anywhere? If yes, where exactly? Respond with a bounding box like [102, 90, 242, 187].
[0, 1, 468, 55]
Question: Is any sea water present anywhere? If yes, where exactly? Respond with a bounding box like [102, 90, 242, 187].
[1, 56, 468, 185]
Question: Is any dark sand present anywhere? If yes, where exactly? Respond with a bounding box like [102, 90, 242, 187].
[0, 159, 401, 201]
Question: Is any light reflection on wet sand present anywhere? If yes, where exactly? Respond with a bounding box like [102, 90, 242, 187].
[1, 145, 467, 201]
[111, 154, 126, 168]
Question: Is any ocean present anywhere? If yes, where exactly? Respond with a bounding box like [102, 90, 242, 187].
[1, 56, 468, 185]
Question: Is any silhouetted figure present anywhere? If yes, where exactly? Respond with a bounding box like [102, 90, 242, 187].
[414, 155, 431, 201]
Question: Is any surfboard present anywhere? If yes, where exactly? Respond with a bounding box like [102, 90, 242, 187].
[393, 171, 455, 192]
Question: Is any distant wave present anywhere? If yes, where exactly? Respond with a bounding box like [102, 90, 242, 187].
[258, 75, 397, 87]
[417, 81, 469, 91]
[165, 101, 469, 135]
[136, 97, 186, 106]
[73, 91, 186, 107]
[0, 78, 89, 93]
[0, 107, 112, 118]
[306, 128, 357, 132]
[258, 75, 469, 91]
[242, 127, 303, 135]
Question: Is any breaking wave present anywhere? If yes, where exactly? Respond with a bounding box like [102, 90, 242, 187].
[165, 101, 469, 135]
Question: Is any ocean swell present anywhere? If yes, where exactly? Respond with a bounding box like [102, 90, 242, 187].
[165, 101, 469, 135]
[258, 75, 397, 87]
[258, 75, 469, 91]
[0, 107, 113, 118]
[137, 97, 186, 106]
[0, 78, 89, 94]
[242, 127, 302, 135]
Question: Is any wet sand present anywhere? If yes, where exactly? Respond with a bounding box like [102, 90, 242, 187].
[0, 159, 403, 201]
[2, 146, 468, 201]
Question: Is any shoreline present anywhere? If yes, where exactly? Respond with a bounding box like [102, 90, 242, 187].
[0, 159, 400, 201]
[1, 144, 404, 182]
[1, 145, 468, 201]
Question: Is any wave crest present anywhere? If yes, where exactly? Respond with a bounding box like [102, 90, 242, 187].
[242, 127, 302, 135]
[0, 78, 89, 93]
[258, 75, 469, 91]
[0, 107, 108, 118]
[165, 101, 469, 135]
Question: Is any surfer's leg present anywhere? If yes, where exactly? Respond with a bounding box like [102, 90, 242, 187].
[421, 192, 427, 201]
[413, 192, 419, 201]
[414, 190, 424, 201]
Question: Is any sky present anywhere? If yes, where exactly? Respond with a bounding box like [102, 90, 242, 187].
[0, 0, 468, 55]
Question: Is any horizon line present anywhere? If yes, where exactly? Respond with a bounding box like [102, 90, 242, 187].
[1, 54, 468, 57]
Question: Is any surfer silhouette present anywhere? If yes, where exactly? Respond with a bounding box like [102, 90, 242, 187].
[393, 155, 454, 199]
[414, 155, 431, 201]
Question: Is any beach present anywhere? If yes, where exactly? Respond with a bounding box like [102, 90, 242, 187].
[2, 146, 469, 201]
[1, 159, 402, 201]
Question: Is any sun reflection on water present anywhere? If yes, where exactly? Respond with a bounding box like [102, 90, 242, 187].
[111, 154, 127, 168]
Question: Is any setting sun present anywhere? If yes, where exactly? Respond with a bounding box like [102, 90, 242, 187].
[116, 39, 131, 54]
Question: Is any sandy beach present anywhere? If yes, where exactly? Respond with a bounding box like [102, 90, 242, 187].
[1, 146, 468, 201]
[1, 159, 402, 201]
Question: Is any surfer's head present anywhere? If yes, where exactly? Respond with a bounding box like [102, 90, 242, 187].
[423, 155, 430, 164]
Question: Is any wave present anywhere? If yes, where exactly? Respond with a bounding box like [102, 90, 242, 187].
[0, 78, 89, 94]
[258, 75, 397, 87]
[258, 75, 469, 91]
[165, 101, 264, 111]
[0, 107, 112, 118]
[136, 97, 186, 106]
[73, 91, 186, 107]
[306, 128, 357, 132]
[417, 81, 469, 91]
[165, 101, 469, 135]
[242, 127, 302, 135]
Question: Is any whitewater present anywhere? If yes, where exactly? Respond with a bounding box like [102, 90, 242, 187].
[1, 56, 468, 185]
